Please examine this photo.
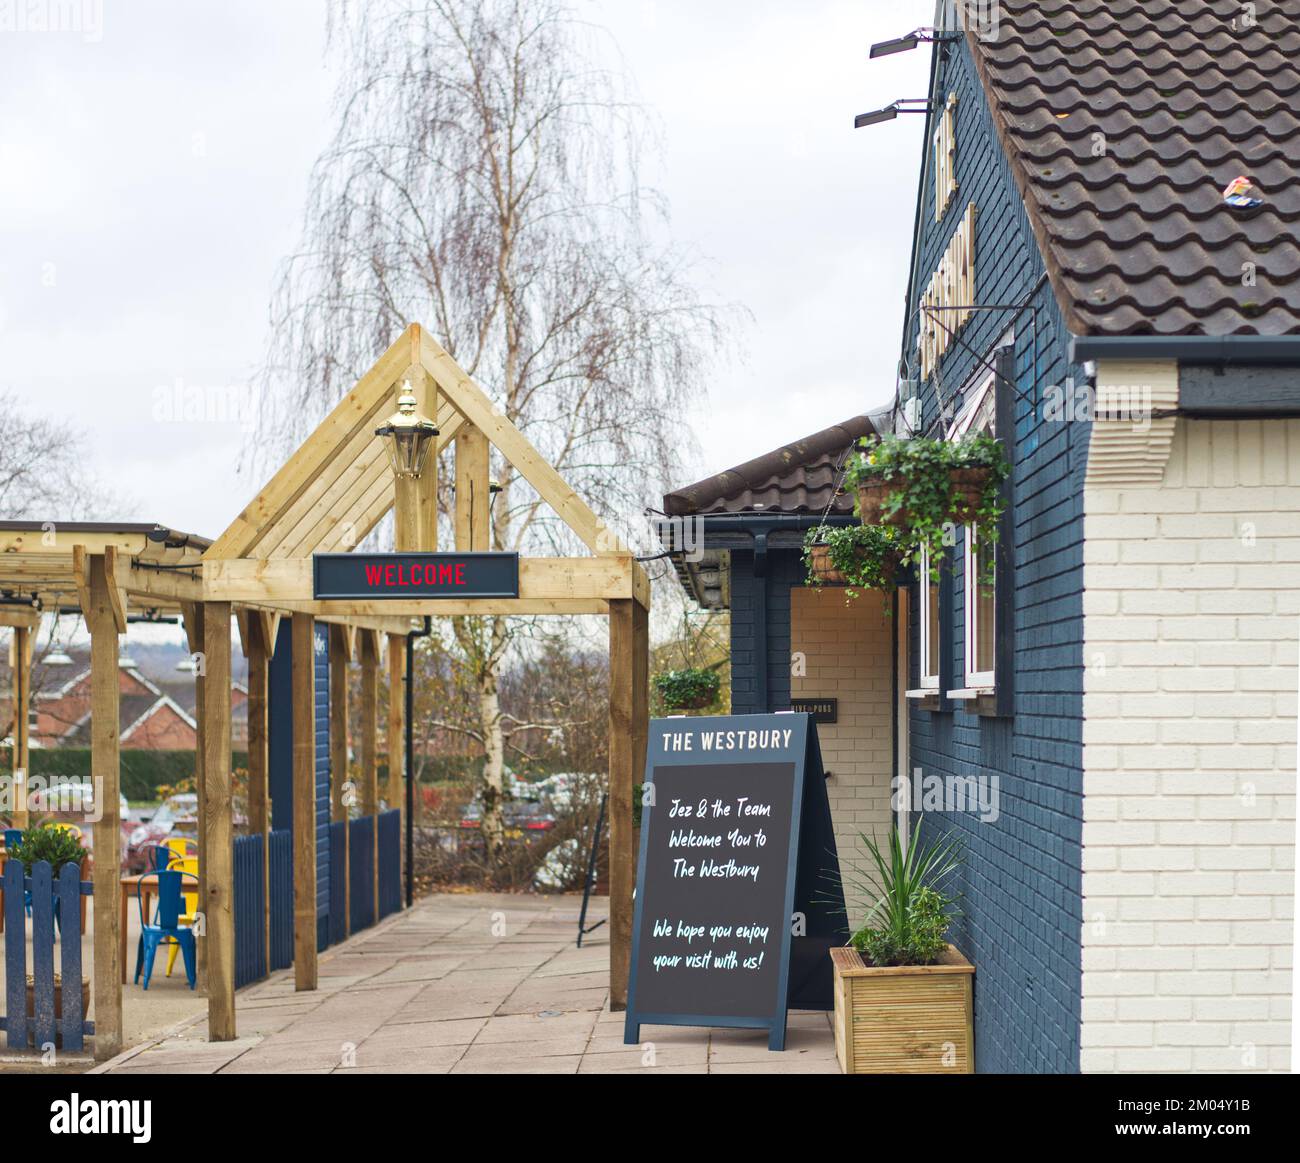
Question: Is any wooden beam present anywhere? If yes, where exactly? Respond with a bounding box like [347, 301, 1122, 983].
[386, 630, 404, 824]
[10, 624, 30, 828]
[183, 602, 208, 989]
[71, 544, 93, 615]
[420, 330, 627, 556]
[455, 426, 491, 552]
[87, 554, 123, 1059]
[103, 546, 129, 633]
[291, 612, 318, 990]
[607, 597, 647, 1010]
[206, 328, 415, 560]
[329, 623, 351, 938]
[204, 555, 638, 604]
[358, 628, 380, 923]
[203, 602, 235, 1040]
[245, 608, 272, 969]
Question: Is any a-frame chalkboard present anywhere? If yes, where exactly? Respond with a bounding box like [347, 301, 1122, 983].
[623, 713, 847, 1051]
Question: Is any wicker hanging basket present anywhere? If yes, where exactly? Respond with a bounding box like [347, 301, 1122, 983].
[807, 544, 847, 584]
[857, 467, 994, 528]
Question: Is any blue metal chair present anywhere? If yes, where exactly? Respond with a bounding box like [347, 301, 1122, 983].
[133, 869, 196, 990]
[145, 845, 173, 873]
[2, 828, 22, 851]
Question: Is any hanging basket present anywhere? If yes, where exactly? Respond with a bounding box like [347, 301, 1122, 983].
[807, 544, 847, 585]
[855, 480, 905, 527]
[948, 467, 993, 523]
[857, 467, 994, 528]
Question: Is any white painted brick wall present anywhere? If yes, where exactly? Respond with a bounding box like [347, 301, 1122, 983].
[1082, 416, 1298, 1073]
[790, 585, 894, 921]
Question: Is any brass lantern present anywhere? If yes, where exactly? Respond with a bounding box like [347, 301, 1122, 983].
[375, 380, 439, 478]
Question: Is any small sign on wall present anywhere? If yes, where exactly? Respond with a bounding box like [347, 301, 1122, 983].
[790, 698, 837, 724]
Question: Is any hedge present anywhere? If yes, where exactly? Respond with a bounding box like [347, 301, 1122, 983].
[0, 748, 248, 804]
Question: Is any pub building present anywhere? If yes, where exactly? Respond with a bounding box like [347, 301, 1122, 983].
[660, 0, 1300, 1073]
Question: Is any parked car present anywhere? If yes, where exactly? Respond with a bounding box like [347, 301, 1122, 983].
[124, 793, 197, 872]
[27, 780, 131, 867]
[458, 799, 557, 844]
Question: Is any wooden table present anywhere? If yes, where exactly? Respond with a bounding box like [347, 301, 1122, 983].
[119, 871, 199, 984]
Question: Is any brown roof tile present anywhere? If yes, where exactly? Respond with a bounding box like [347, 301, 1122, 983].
[661, 415, 874, 517]
[970, 0, 1300, 335]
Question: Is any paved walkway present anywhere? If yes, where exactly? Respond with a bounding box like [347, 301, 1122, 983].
[91, 893, 839, 1074]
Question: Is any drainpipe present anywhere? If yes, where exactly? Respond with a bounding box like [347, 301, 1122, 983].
[405, 616, 432, 908]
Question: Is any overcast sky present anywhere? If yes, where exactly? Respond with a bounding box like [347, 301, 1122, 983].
[1, 0, 931, 541]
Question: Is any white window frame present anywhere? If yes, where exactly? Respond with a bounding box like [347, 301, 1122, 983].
[957, 367, 998, 692]
[963, 523, 996, 691]
[917, 545, 940, 691]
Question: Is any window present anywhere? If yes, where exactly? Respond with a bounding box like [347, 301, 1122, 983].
[919, 546, 940, 690]
[960, 374, 997, 691]
[933, 92, 958, 222]
[964, 526, 996, 689]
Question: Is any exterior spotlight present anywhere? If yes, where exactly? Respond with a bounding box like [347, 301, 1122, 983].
[854, 99, 933, 129]
[375, 380, 439, 478]
[870, 33, 920, 57]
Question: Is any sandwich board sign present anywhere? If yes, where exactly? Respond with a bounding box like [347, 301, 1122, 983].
[623, 712, 847, 1051]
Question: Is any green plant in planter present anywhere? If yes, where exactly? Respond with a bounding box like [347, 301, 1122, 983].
[10, 825, 88, 875]
[653, 667, 721, 711]
[845, 433, 1009, 581]
[844, 816, 963, 967]
[802, 524, 906, 600]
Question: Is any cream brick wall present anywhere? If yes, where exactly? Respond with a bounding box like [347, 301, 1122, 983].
[1081, 416, 1299, 1073]
[790, 585, 894, 921]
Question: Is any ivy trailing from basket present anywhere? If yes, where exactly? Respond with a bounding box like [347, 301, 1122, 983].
[802, 524, 904, 600]
[653, 667, 721, 711]
[844, 433, 1009, 581]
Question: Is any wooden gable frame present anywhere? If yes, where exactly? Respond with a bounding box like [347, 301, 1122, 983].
[202, 323, 650, 614]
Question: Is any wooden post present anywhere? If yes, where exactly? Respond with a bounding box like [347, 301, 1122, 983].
[358, 629, 379, 923]
[329, 623, 351, 935]
[182, 602, 208, 990]
[291, 613, 317, 990]
[245, 611, 272, 965]
[386, 631, 404, 824]
[608, 598, 648, 1010]
[86, 554, 123, 1058]
[9, 623, 31, 828]
[203, 603, 235, 1039]
[455, 427, 490, 552]
[412, 359, 439, 552]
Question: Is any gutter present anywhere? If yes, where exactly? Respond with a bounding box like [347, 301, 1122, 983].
[1070, 334, 1300, 367]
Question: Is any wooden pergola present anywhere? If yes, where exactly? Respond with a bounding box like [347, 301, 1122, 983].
[0, 323, 649, 1059]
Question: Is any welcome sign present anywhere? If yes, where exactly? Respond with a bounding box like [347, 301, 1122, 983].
[623, 713, 846, 1051]
[312, 552, 520, 600]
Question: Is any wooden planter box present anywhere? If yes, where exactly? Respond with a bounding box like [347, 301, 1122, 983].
[831, 945, 974, 1074]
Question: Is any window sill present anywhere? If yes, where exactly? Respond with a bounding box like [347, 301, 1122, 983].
[947, 687, 998, 716]
[905, 687, 940, 712]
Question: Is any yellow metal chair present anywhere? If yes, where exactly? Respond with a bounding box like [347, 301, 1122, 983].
[165, 854, 200, 978]
[51, 822, 83, 842]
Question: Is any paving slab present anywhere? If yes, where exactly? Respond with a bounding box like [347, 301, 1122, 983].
[91, 892, 839, 1075]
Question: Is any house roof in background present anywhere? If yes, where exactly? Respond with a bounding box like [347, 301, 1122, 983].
[661, 415, 874, 517]
[969, 0, 1300, 336]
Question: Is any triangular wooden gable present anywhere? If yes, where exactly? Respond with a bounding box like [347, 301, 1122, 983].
[207, 323, 631, 564]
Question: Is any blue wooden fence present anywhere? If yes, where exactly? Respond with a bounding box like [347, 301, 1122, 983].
[328, 820, 347, 945]
[377, 809, 401, 919]
[233, 833, 266, 989]
[3, 860, 93, 1053]
[268, 828, 294, 971]
[349, 815, 375, 933]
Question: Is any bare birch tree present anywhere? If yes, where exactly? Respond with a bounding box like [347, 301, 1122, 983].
[259, 0, 724, 859]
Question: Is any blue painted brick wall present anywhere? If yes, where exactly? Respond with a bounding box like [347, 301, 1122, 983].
[901, 38, 1091, 1074]
[729, 547, 803, 713]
